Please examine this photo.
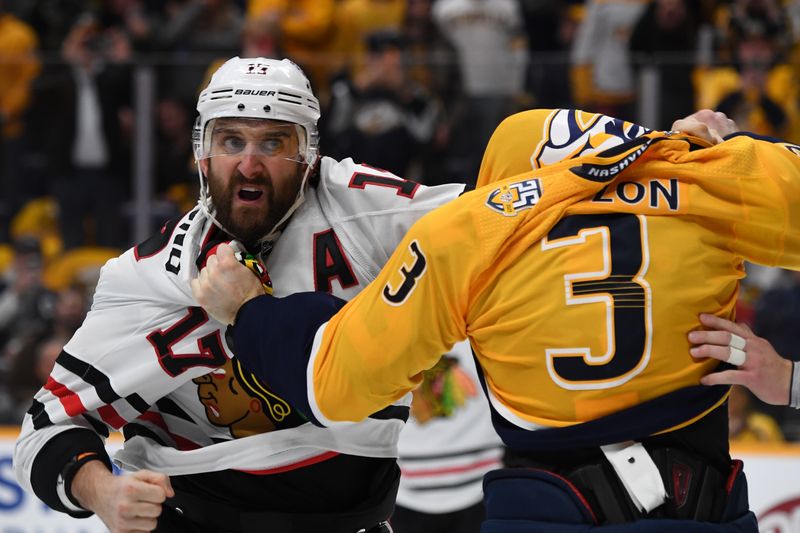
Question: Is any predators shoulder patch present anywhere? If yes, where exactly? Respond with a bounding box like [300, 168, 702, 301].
[485, 178, 543, 216]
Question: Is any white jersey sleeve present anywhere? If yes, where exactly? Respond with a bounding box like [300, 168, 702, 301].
[313, 157, 466, 283]
[14, 208, 235, 512]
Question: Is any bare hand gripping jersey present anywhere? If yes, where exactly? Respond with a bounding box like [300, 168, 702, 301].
[230, 129, 800, 454]
[13, 156, 465, 516]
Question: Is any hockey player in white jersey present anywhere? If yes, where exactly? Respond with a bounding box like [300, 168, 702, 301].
[14, 55, 678, 533]
[13, 57, 467, 533]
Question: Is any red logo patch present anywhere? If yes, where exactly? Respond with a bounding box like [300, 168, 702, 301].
[671, 462, 692, 508]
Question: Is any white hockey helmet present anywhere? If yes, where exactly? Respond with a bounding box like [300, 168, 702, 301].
[193, 57, 321, 244]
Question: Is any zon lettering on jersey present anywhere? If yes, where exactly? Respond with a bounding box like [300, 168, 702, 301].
[591, 178, 679, 210]
[383, 240, 427, 306]
[313, 229, 358, 293]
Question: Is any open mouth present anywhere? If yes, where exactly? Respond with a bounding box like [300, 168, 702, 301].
[238, 187, 264, 202]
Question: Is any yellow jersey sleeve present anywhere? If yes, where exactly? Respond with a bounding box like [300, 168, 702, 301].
[310, 147, 644, 424]
[310, 132, 800, 428]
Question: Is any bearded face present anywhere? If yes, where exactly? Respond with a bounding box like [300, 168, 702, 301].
[206, 162, 304, 245]
[201, 118, 306, 245]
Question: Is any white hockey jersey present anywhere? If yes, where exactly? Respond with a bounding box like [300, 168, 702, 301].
[396, 342, 503, 513]
[13, 157, 465, 507]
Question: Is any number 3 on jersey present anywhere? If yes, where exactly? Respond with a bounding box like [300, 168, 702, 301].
[542, 214, 652, 390]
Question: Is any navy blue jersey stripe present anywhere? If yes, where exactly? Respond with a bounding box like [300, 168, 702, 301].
[155, 398, 195, 423]
[471, 349, 728, 451]
[726, 131, 790, 144]
[125, 394, 150, 414]
[400, 444, 503, 462]
[58, 350, 148, 414]
[369, 405, 409, 422]
[122, 422, 168, 446]
[403, 473, 486, 491]
[28, 399, 51, 430]
[488, 385, 727, 451]
[83, 413, 110, 438]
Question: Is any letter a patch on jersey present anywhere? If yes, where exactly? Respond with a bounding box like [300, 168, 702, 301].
[485, 178, 543, 216]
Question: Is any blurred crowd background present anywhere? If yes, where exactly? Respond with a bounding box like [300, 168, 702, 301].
[0, 0, 799, 445]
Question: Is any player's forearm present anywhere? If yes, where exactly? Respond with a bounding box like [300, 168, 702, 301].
[25, 428, 110, 517]
[70, 459, 115, 512]
[231, 292, 347, 425]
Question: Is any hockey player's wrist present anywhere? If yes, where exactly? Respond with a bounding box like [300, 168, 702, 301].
[66, 455, 112, 512]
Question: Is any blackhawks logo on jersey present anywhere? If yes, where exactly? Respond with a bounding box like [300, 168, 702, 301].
[235, 251, 273, 295]
[485, 178, 543, 216]
[411, 356, 478, 424]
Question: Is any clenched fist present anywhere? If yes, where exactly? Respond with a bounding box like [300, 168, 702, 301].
[191, 243, 266, 325]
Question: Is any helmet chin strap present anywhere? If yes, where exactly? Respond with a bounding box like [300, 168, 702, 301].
[258, 160, 315, 245]
[198, 158, 316, 253]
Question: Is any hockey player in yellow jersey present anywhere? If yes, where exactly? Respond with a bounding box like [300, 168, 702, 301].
[192, 109, 800, 531]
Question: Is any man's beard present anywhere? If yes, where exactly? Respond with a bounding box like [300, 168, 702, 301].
[207, 165, 304, 245]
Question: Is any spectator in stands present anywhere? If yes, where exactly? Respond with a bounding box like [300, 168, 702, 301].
[4, 282, 88, 407]
[401, 0, 460, 186]
[246, 0, 336, 99]
[239, 16, 280, 58]
[0, 237, 56, 423]
[629, 0, 704, 130]
[159, 0, 242, 53]
[432, 0, 528, 185]
[695, 0, 800, 141]
[520, 0, 579, 110]
[325, 31, 440, 178]
[17, 0, 83, 52]
[4, 335, 67, 425]
[155, 97, 196, 215]
[0, 2, 40, 240]
[716, 0, 789, 62]
[570, 0, 647, 121]
[156, 0, 243, 104]
[728, 385, 785, 443]
[329, 0, 407, 80]
[0, 237, 55, 353]
[403, 0, 458, 105]
[33, 335, 66, 387]
[87, 0, 162, 53]
[715, 32, 793, 139]
[34, 14, 134, 249]
[50, 284, 89, 340]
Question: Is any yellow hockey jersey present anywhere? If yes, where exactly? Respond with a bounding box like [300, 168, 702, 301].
[299, 131, 800, 447]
